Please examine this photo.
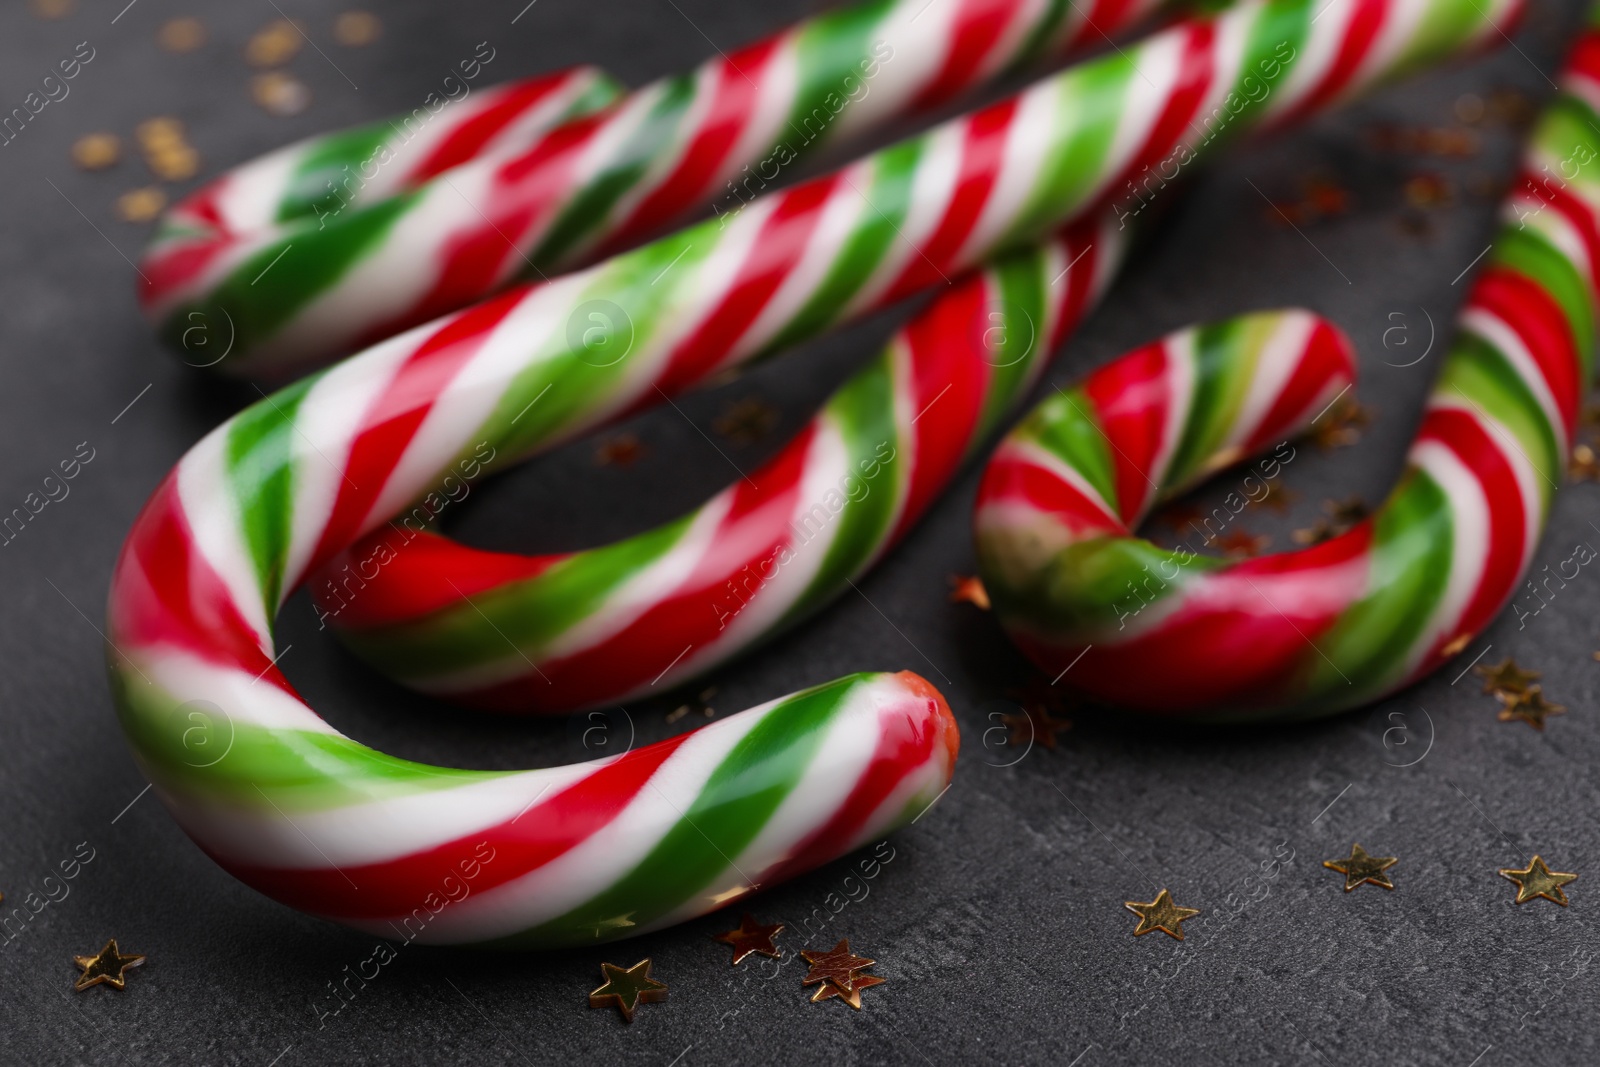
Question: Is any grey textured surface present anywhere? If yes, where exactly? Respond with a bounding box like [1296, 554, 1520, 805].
[1, 0, 1598, 1064]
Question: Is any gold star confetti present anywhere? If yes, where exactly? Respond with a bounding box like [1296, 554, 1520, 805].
[252, 72, 313, 117]
[1325, 496, 1371, 527]
[1439, 633, 1473, 657]
[801, 939, 876, 994]
[1257, 482, 1299, 515]
[594, 433, 644, 467]
[71, 133, 120, 171]
[1498, 856, 1577, 906]
[1474, 658, 1539, 699]
[1570, 443, 1600, 482]
[1323, 843, 1398, 892]
[1214, 529, 1269, 558]
[333, 10, 382, 46]
[73, 940, 146, 991]
[1124, 889, 1200, 941]
[810, 972, 885, 1009]
[713, 914, 784, 965]
[115, 187, 168, 223]
[1455, 93, 1486, 124]
[588, 959, 667, 1022]
[1291, 518, 1339, 547]
[665, 685, 716, 724]
[30, 0, 73, 18]
[157, 17, 206, 53]
[998, 702, 1071, 751]
[134, 117, 200, 181]
[713, 397, 779, 445]
[1404, 172, 1453, 209]
[1312, 397, 1373, 450]
[948, 574, 991, 610]
[1497, 685, 1565, 731]
[245, 18, 305, 67]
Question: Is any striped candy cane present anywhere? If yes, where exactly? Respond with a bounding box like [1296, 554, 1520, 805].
[140, 0, 1243, 378]
[105, 0, 1521, 944]
[296, 0, 1520, 711]
[974, 12, 1600, 718]
[316, 221, 1121, 711]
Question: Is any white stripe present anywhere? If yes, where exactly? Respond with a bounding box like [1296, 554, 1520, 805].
[175, 427, 274, 648]
[401, 699, 773, 941]
[1407, 441, 1492, 671]
[1227, 310, 1320, 449]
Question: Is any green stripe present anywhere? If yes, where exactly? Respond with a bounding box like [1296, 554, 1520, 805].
[530, 75, 698, 267]
[764, 138, 921, 354]
[498, 674, 866, 948]
[226, 379, 314, 609]
[1164, 317, 1262, 488]
[782, 0, 890, 152]
[1005, 54, 1131, 245]
[1435, 332, 1562, 502]
[786, 362, 903, 621]
[1025, 386, 1120, 511]
[1490, 227, 1594, 370]
[339, 515, 695, 678]
[276, 121, 395, 224]
[113, 673, 490, 810]
[974, 249, 1052, 441]
[162, 194, 417, 357]
[1302, 467, 1453, 703]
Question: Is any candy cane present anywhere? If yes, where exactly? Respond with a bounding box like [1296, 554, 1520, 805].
[105, 0, 1520, 945]
[299, 0, 1519, 713]
[317, 221, 1119, 711]
[139, 0, 1219, 378]
[974, 12, 1600, 719]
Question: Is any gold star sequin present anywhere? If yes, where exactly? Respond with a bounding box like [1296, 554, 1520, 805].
[333, 10, 382, 46]
[157, 17, 206, 53]
[594, 433, 644, 467]
[1497, 685, 1565, 731]
[1570, 443, 1600, 482]
[713, 914, 784, 965]
[1124, 889, 1200, 940]
[810, 972, 885, 1009]
[73, 940, 145, 991]
[713, 397, 779, 445]
[588, 959, 667, 1022]
[1323, 843, 1397, 892]
[948, 574, 991, 610]
[1291, 518, 1339, 547]
[1474, 658, 1539, 699]
[998, 702, 1071, 750]
[1311, 398, 1373, 450]
[1258, 482, 1299, 515]
[246, 18, 305, 67]
[801, 939, 875, 994]
[1214, 529, 1269, 558]
[252, 72, 314, 117]
[71, 133, 120, 171]
[1498, 856, 1577, 906]
[115, 187, 168, 223]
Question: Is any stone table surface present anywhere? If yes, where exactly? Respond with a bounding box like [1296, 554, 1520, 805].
[0, 0, 1596, 1063]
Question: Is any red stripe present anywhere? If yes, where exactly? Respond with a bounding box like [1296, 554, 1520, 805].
[1467, 267, 1582, 436]
[1413, 408, 1528, 646]
[1244, 320, 1358, 453]
[1276, 0, 1384, 127]
[1034, 527, 1373, 712]
[912, 0, 1016, 111]
[404, 70, 596, 184]
[890, 278, 993, 540]
[976, 449, 1124, 536]
[655, 176, 840, 395]
[306, 286, 529, 575]
[108, 475, 288, 689]
[602, 42, 779, 255]
[455, 426, 817, 712]
[884, 98, 1019, 299]
[218, 733, 692, 920]
[1082, 341, 1171, 523]
[764, 674, 954, 884]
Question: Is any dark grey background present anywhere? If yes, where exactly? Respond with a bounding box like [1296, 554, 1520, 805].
[2, 0, 1597, 1063]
